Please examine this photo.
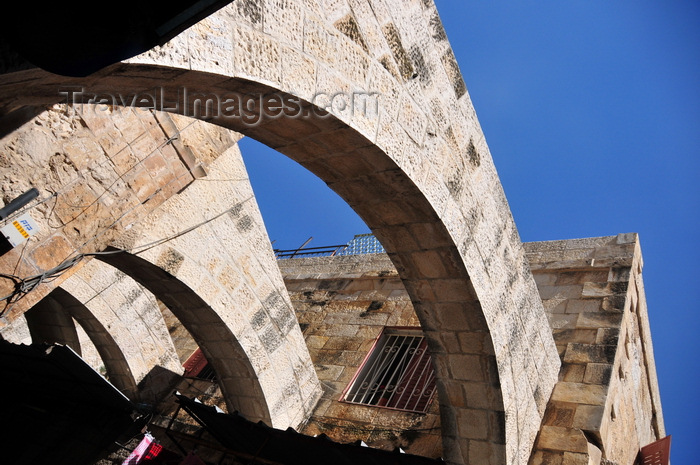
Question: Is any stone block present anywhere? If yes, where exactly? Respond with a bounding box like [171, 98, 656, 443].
[555, 270, 609, 285]
[549, 313, 578, 330]
[467, 440, 506, 465]
[576, 312, 622, 329]
[457, 331, 495, 355]
[433, 302, 474, 331]
[581, 282, 614, 298]
[551, 382, 608, 406]
[566, 299, 602, 314]
[563, 344, 616, 365]
[559, 363, 586, 383]
[233, 25, 282, 85]
[315, 364, 344, 381]
[552, 329, 597, 345]
[30, 235, 76, 271]
[543, 402, 576, 428]
[583, 363, 613, 385]
[537, 426, 588, 454]
[543, 299, 568, 314]
[529, 450, 564, 465]
[533, 272, 557, 286]
[572, 404, 604, 431]
[561, 452, 589, 465]
[463, 381, 503, 411]
[456, 407, 490, 440]
[595, 328, 620, 345]
[538, 284, 584, 300]
[449, 353, 485, 382]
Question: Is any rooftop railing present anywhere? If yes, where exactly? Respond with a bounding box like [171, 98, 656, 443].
[274, 234, 385, 259]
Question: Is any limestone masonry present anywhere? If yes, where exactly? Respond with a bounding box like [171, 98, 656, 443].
[0, 1, 665, 464]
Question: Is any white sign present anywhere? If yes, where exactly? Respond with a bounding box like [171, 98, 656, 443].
[1, 213, 39, 247]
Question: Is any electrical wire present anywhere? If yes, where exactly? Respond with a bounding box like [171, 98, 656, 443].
[0, 194, 253, 317]
[0, 107, 253, 316]
[52, 119, 199, 229]
[0, 107, 200, 231]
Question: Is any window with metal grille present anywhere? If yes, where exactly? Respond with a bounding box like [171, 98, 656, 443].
[183, 348, 217, 382]
[342, 328, 437, 413]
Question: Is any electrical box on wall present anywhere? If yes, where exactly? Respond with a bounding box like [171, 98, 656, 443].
[1, 213, 39, 247]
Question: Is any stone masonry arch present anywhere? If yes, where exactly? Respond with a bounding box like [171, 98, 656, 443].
[0, 1, 560, 463]
[97, 143, 323, 429]
[0, 104, 323, 430]
[96, 249, 276, 424]
[58, 258, 183, 400]
[37, 287, 141, 398]
[24, 292, 82, 354]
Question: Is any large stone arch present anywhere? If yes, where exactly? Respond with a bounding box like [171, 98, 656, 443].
[0, 1, 561, 463]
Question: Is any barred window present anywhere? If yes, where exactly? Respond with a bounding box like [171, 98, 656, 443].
[342, 328, 436, 413]
[183, 348, 217, 382]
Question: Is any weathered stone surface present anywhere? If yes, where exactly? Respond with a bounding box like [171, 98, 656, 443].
[527, 235, 665, 465]
[278, 254, 441, 455]
[537, 426, 588, 454]
[0, 2, 665, 464]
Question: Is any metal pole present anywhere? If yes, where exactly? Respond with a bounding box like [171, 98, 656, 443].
[0, 187, 39, 220]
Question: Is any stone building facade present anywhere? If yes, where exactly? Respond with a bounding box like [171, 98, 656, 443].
[0, 0, 665, 464]
[274, 234, 665, 465]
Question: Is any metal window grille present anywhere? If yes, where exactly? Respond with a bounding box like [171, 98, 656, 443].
[343, 329, 436, 413]
[183, 348, 217, 382]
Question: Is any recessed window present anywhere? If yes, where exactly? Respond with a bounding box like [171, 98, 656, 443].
[183, 348, 217, 382]
[342, 328, 436, 413]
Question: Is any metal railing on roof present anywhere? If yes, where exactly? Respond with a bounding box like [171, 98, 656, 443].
[274, 234, 385, 259]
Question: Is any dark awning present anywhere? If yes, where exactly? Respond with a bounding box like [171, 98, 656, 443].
[0, 0, 233, 76]
[175, 394, 444, 465]
[0, 340, 145, 465]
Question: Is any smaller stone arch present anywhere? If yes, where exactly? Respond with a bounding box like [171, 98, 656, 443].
[96, 249, 275, 424]
[42, 287, 140, 398]
[93, 140, 323, 429]
[24, 294, 82, 354]
[60, 258, 182, 372]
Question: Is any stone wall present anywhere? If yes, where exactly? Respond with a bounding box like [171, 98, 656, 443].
[0, 0, 568, 461]
[278, 234, 666, 465]
[525, 234, 665, 465]
[279, 254, 442, 458]
[0, 104, 228, 319]
[0, 104, 322, 429]
[106, 137, 323, 428]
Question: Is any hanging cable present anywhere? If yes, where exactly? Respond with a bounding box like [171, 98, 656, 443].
[0, 195, 254, 316]
[0, 106, 257, 316]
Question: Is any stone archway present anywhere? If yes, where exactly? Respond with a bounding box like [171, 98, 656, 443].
[96, 249, 277, 424]
[93, 140, 323, 429]
[24, 292, 82, 354]
[37, 287, 141, 398]
[0, 1, 561, 463]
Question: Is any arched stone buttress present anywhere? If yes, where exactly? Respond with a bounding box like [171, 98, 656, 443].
[96, 142, 323, 429]
[24, 293, 82, 354]
[0, 1, 561, 463]
[96, 249, 279, 425]
[39, 287, 140, 398]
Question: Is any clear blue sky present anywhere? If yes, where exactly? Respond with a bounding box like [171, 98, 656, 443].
[240, 2, 699, 462]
